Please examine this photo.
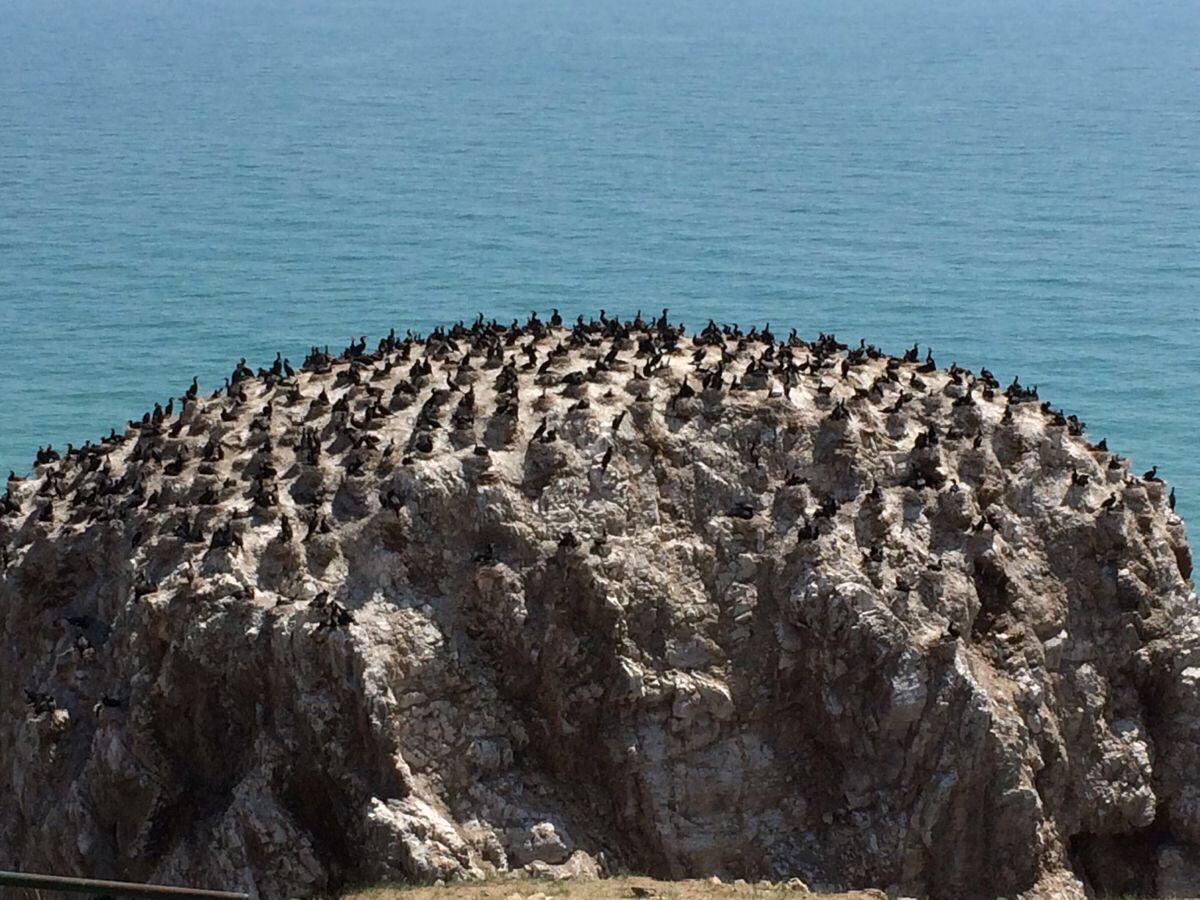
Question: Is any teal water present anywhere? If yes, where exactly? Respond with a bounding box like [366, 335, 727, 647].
[1, 0, 1197, 525]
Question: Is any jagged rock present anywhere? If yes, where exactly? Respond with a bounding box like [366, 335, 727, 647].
[523, 849, 601, 881]
[0, 315, 1196, 899]
[506, 821, 573, 867]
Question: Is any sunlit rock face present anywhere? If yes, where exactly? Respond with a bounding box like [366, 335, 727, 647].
[1, 314, 1195, 899]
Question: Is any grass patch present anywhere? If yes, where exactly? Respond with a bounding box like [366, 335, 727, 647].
[341, 874, 883, 900]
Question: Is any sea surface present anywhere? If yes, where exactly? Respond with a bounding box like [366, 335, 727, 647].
[0, 0, 1197, 527]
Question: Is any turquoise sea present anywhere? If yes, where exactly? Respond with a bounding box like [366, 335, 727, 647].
[0, 0, 1197, 526]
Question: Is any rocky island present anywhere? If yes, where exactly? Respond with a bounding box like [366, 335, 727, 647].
[1, 312, 1196, 899]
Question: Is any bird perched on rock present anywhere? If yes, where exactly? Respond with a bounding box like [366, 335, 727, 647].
[729, 501, 755, 520]
[93, 695, 126, 716]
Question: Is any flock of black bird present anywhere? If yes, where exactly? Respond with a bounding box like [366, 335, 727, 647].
[2, 308, 1177, 547]
[4, 309, 1181, 718]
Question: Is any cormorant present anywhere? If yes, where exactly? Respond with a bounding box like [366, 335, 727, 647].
[729, 501, 755, 520]
[322, 602, 354, 629]
[93, 695, 125, 716]
[24, 690, 56, 715]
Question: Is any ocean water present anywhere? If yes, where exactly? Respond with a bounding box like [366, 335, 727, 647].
[0, 0, 1197, 526]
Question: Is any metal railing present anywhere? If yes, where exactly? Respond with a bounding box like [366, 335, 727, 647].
[0, 870, 248, 899]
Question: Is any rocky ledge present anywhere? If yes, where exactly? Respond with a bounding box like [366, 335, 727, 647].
[1, 312, 1196, 899]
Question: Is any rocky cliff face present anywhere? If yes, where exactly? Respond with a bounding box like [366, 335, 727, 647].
[2, 315, 1196, 899]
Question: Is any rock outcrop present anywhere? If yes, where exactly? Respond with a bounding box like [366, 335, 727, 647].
[1, 313, 1196, 899]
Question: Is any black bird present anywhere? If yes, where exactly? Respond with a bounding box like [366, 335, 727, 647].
[304, 512, 330, 541]
[558, 531, 580, 550]
[24, 690, 56, 715]
[600, 446, 613, 471]
[814, 496, 839, 519]
[1169, 487, 1176, 511]
[93, 695, 126, 715]
[796, 518, 819, 542]
[1143, 465, 1160, 482]
[673, 378, 696, 402]
[381, 488, 404, 515]
[322, 601, 354, 629]
[729, 501, 755, 520]
[310, 589, 330, 608]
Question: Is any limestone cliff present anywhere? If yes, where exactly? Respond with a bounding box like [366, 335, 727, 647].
[1, 314, 1196, 899]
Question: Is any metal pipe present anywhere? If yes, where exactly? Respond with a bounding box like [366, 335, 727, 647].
[0, 870, 249, 899]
